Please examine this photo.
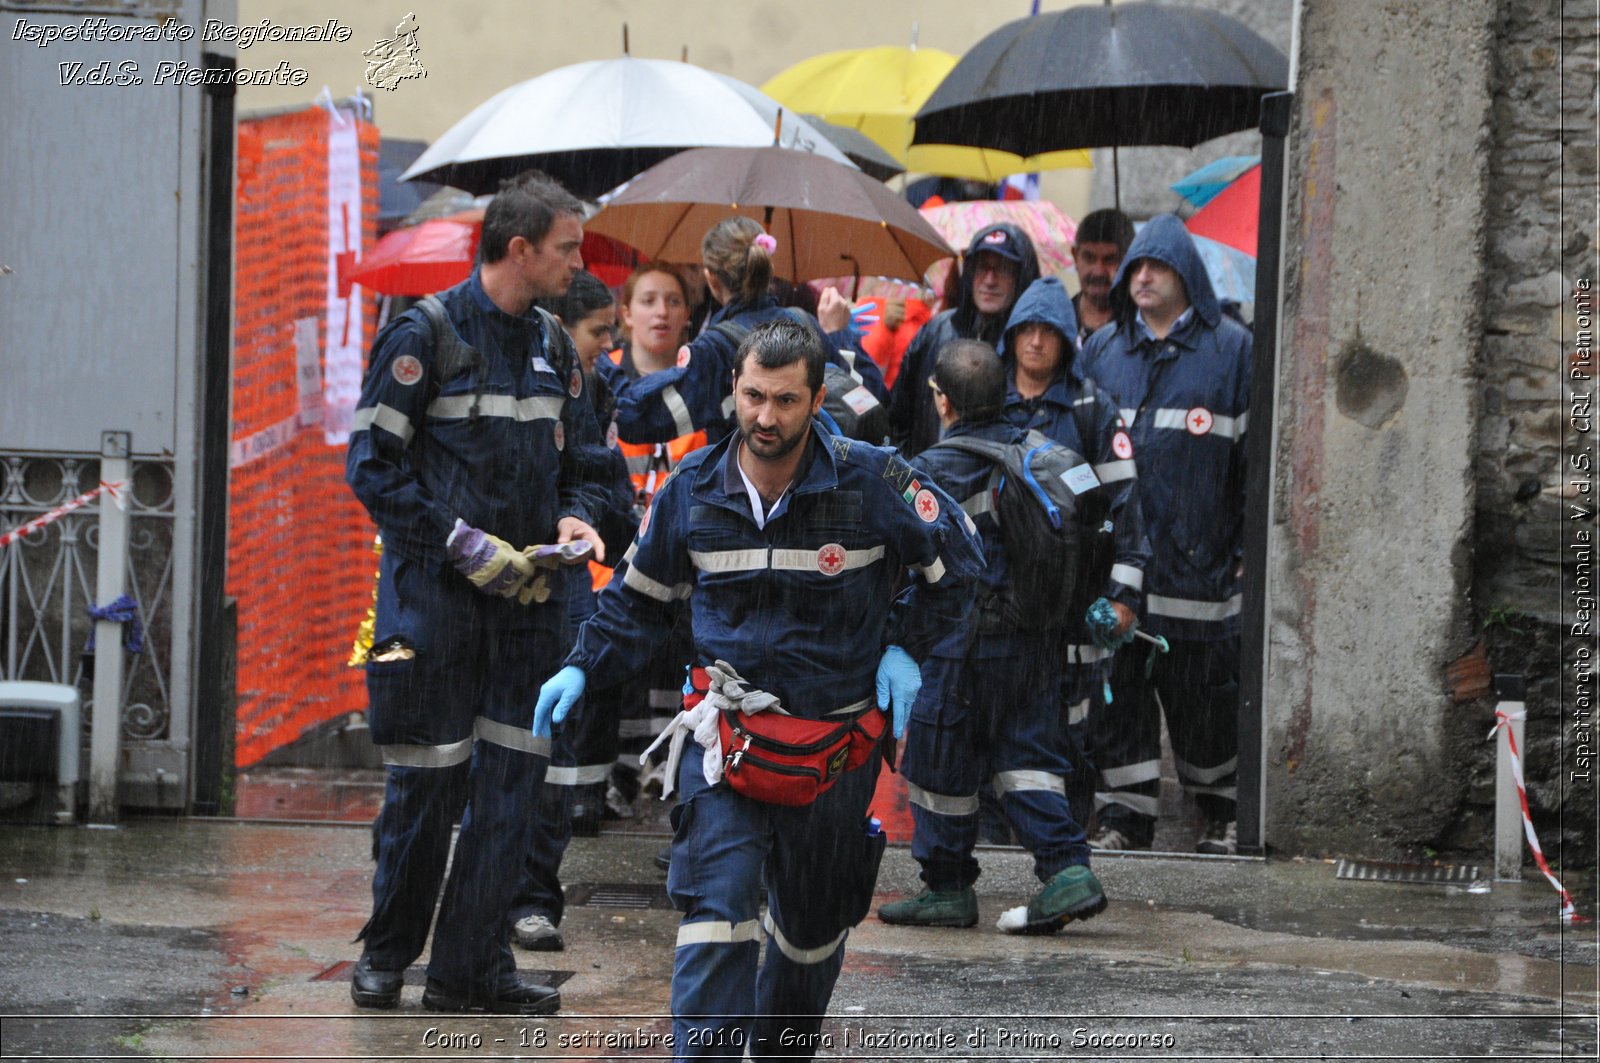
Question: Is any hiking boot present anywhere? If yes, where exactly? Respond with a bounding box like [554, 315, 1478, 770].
[421, 976, 560, 1016]
[512, 913, 564, 952]
[349, 955, 403, 1009]
[1003, 866, 1107, 935]
[877, 888, 979, 928]
[1196, 819, 1238, 855]
[1087, 824, 1147, 852]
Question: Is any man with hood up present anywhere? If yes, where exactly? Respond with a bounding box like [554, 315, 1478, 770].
[1078, 214, 1252, 856]
[997, 277, 1149, 824]
[888, 223, 1041, 458]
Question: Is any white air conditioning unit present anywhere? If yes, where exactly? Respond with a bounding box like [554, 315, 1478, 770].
[0, 681, 82, 824]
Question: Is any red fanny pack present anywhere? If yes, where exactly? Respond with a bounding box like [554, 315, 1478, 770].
[687, 668, 887, 807]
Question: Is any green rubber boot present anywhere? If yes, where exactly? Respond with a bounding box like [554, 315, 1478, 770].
[1008, 865, 1107, 935]
[877, 887, 979, 928]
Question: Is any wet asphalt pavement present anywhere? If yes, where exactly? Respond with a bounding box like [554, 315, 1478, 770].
[0, 798, 1596, 1061]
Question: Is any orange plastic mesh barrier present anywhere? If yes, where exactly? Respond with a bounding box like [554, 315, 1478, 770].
[229, 106, 380, 768]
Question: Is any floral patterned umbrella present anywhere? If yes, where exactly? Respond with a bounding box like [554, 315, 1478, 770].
[919, 199, 1079, 287]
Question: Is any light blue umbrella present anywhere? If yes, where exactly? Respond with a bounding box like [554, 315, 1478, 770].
[1171, 155, 1260, 208]
[1190, 233, 1256, 306]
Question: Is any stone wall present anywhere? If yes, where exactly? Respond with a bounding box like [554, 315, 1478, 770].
[1464, 0, 1598, 866]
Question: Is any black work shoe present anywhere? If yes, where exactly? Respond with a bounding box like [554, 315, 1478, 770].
[653, 844, 672, 872]
[421, 977, 560, 1016]
[350, 956, 403, 1009]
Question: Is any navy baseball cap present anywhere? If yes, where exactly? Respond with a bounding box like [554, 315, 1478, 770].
[965, 224, 1026, 263]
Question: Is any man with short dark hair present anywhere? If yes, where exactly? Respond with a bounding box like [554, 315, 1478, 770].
[878, 337, 1109, 936]
[533, 317, 983, 1060]
[888, 224, 1042, 457]
[1070, 208, 1136, 344]
[1079, 213, 1251, 856]
[346, 170, 610, 1015]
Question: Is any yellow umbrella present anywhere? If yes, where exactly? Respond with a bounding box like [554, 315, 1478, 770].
[762, 44, 1092, 181]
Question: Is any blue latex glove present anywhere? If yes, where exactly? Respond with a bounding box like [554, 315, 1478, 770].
[874, 645, 921, 740]
[848, 301, 881, 338]
[1085, 596, 1137, 651]
[533, 665, 586, 738]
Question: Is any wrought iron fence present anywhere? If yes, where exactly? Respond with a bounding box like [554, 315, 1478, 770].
[1, 451, 175, 741]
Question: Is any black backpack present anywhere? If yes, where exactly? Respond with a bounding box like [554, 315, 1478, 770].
[711, 309, 891, 444]
[412, 294, 578, 414]
[931, 429, 1087, 632]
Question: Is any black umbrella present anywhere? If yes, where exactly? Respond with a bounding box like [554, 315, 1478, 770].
[912, 2, 1287, 205]
[802, 114, 906, 182]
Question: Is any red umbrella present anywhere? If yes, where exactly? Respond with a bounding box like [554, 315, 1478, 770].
[346, 216, 641, 296]
[347, 217, 480, 296]
[1185, 163, 1260, 256]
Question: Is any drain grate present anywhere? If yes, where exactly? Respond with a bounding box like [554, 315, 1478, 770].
[566, 881, 675, 910]
[313, 961, 574, 987]
[1335, 858, 1481, 884]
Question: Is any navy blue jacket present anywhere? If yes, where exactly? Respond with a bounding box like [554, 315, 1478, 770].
[1079, 214, 1251, 641]
[595, 295, 886, 446]
[999, 277, 1147, 636]
[567, 423, 984, 717]
[888, 222, 1042, 458]
[346, 269, 611, 583]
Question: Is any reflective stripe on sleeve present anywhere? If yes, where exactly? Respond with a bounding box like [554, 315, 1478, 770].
[675, 918, 764, 949]
[378, 735, 473, 768]
[426, 394, 565, 423]
[1186, 784, 1238, 801]
[763, 915, 847, 965]
[910, 556, 947, 585]
[1146, 593, 1241, 622]
[1109, 564, 1144, 591]
[661, 386, 696, 437]
[1065, 696, 1090, 726]
[622, 563, 693, 602]
[993, 769, 1066, 796]
[1120, 407, 1137, 426]
[720, 394, 737, 419]
[906, 780, 980, 816]
[1094, 458, 1136, 483]
[475, 716, 551, 757]
[352, 404, 416, 444]
[649, 689, 682, 710]
[960, 490, 993, 518]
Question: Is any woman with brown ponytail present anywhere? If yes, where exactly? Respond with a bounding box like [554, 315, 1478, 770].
[597, 216, 887, 445]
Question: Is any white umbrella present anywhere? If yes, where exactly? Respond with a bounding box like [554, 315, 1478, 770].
[400, 58, 856, 199]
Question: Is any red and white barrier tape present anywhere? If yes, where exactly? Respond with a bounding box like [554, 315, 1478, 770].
[1488, 708, 1582, 923]
[0, 480, 127, 550]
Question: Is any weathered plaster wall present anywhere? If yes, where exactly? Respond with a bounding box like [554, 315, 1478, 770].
[1268, 0, 1499, 855]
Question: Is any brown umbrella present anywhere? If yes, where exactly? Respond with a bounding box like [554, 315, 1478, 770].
[583, 146, 951, 283]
